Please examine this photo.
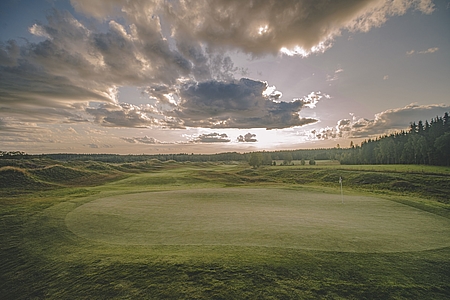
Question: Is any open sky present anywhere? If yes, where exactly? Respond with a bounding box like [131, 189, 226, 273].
[1, 0, 449, 154]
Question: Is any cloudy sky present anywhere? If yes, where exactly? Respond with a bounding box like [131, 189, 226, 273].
[1, 0, 449, 154]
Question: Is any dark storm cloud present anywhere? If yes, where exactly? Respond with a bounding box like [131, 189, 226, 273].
[81, 77, 323, 129]
[173, 78, 318, 129]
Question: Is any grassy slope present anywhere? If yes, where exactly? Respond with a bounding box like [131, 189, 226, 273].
[1, 159, 450, 299]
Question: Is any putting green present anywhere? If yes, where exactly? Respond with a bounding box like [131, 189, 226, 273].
[66, 188, 450, 253]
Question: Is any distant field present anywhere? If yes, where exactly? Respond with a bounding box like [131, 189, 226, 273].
[333, 164, 450, 174]
[275, 160, 450, 175]
[273, 159, 341, 166]
[66, 188, 450, 253]
[2, 160, 450, 299]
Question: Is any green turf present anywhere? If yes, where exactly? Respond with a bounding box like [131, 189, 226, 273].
[2, 161, 450, 299]
[66, 188, 450, 253]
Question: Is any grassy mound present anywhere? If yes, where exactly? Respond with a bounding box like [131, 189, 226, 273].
[0, 166, 50, 190]
[31, 165, 93, 184]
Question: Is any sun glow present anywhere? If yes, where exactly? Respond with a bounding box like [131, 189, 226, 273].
[280, 40, 332, 57]
[258, 25, 269, 35]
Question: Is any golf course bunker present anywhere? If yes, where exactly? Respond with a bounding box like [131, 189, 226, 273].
[66, 188, 450, 253]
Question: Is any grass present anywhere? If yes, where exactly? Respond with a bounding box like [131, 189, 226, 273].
[66, 188, 450, 253]
[1, 159, 450, 299]
[275, 160, 450, 175]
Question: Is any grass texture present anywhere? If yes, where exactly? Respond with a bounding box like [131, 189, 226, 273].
[1, 160, 450, 299]
[67, 188, 450, 253]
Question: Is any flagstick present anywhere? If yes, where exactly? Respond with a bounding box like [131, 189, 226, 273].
[339, 177, 344, 204]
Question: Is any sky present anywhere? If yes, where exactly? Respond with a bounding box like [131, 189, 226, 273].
[1, 0, 449, 154]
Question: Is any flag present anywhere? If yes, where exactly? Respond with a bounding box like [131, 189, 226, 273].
[339, 176, 342, 184]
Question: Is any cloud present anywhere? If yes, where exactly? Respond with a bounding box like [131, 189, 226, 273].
[297, 91, 330, 108]
[67, 127, 78, 134]
[0, 1, 437, 137]
[419, 47, 439, 54]
[70, 0, 434, 57]
[123, 132, 233, 145]
[85, 143, 113, 149]
[0, 118, 58, 145]
[172, 78, 321, 129]
[170, 0, 434, 56]
[0, 8, 247, 128]
[327, 68, 344, 82]
[0, 117, 53, 135]
[79, 78, 323, 130]
[313, 103, 450, 139]
[70, 0, 126, 19]
[121, 136, 164, 144]
[383, 75, 389, 80]
[0, 40, 20, 67]
[85, 103, 162, 128]
[407, 47, 439, 55]
[86, 143, 99, 148]
[191, 133, 231, 143]
[237, 133, 257, 143]
[29, 24, 52, 39]
[0, 11, 118, 125]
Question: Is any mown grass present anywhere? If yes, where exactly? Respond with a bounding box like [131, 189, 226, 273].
[66, 188, 450, 252]
[1, 159, 450, 299]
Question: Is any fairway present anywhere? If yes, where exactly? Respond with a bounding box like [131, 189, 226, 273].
[66, 188, 450, 253]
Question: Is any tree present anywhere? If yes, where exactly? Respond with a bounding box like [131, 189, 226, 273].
[248, 152, 263, 168]
[444, 112, 449, 131]
[282, 153, 293, 165]
[262, 152, 273, 166]
[309, 159, 316, 165]
[434, 132, 450, 166]
[418, 120, 424, 134]
[339, 112, 449, 166]
[410, 122, 417, 133]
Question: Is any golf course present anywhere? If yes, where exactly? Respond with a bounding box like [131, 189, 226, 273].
[67, 188, 450, 253]
[1, 158, 450, 299]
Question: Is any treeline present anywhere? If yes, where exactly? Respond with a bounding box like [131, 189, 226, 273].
[341, 112, 450, 166]
[40, 152, 246, 163]
[34, 150, 342, 165]
[2, 112, 448, 166]
[0, 149, 341, 165]
[0, 151, 29, 158]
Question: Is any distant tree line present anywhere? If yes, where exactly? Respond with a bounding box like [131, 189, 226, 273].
[340, 112, 450, 166]
[38, 152, 247, 163]
[0, 151, 30, 158]
[35, 149, 341, 166]
[2, 112, 448, 166]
